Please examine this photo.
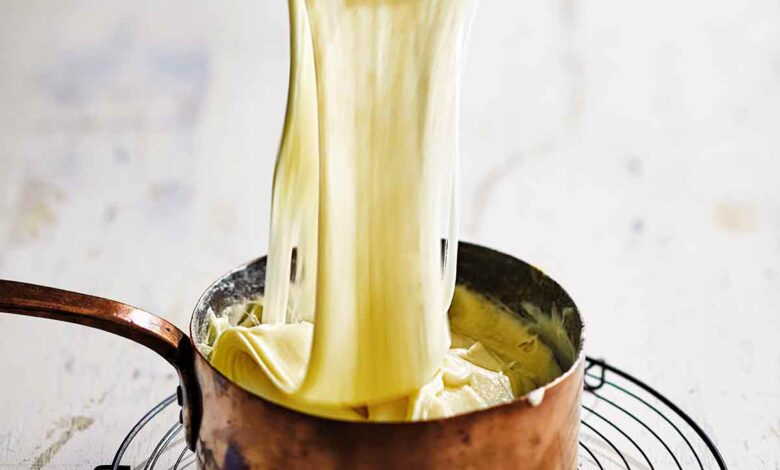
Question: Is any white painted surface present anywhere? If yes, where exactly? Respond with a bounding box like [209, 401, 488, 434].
[0, 1, 777, 468]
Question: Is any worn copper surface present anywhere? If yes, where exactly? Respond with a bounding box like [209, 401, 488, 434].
[194, 350, 582, 469]
[190, 242, 584, 469]
[0, 242, 584, 469]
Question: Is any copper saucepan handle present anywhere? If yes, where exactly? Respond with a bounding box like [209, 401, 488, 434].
[0, 279, 201, 450]
[0, 279, 185, 363]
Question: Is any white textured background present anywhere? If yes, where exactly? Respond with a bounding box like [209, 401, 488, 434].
[0, 0, 778, 468]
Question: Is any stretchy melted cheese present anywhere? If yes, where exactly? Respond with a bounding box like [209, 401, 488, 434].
[206, 0, 563, 420]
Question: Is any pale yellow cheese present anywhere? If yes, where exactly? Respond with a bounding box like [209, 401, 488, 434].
[259, 0, 477, 408]
[207, 0, 564, 420]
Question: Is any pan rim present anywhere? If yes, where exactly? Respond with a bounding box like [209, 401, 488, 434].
[188, 241, 586, 426]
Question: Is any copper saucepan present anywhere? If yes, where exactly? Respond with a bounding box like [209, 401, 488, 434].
[0, 242, 584, 469]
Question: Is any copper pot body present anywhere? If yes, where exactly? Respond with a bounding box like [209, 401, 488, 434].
[194, 354, 583, 469]
[0, 242, 584, 469]
[190, 242, 585, 469]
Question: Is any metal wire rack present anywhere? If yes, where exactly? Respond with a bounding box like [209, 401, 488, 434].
[95, 357, 727, 470]
[579, 358, 726, 469]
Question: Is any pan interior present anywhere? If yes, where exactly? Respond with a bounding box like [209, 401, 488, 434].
[191, 242, 583, 386]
